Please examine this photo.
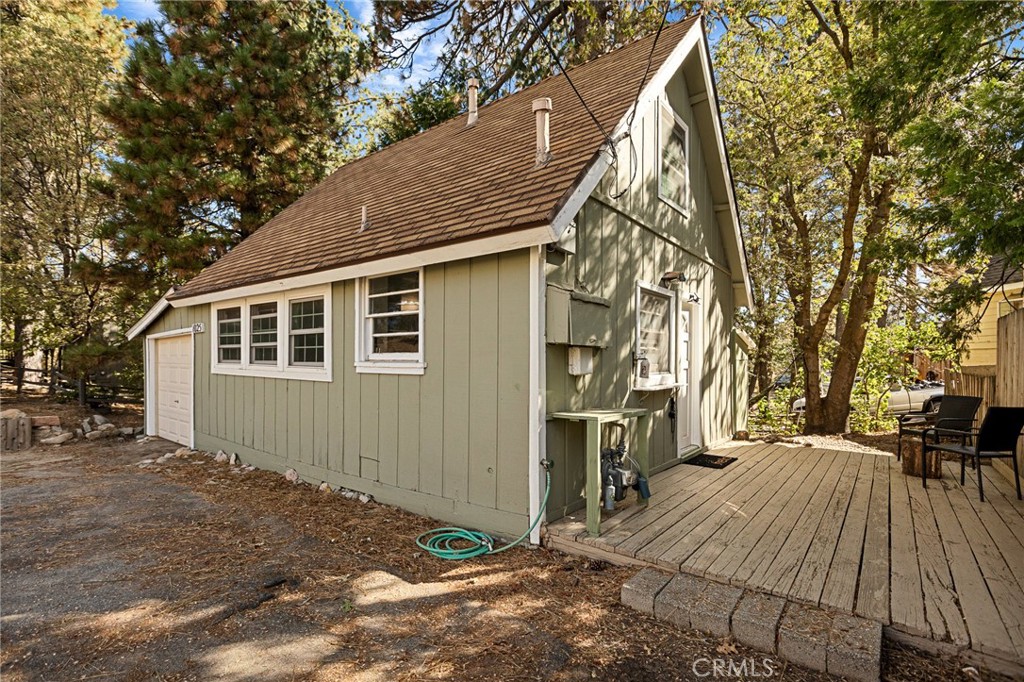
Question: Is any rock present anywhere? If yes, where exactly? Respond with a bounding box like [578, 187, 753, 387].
[156, 454, 173, 464]
[285, 468, 299, 483]
[229, 453, 238, 466]
[119, 427, 134, 436]
[0, 409, 26, 419]
[31, 415, 60, 427]
[138, 459, 155, 465]
[75, 429, 84, 438]
[243, 465, 255, 472]
[133, 426, 145, 435]
[358, 493, 372, 504]
[40, 432, 75, 445]
[175, 447, 191, 457]
[92, 414, 110, 425]
[81, 420, 92, 434]
[342, 490, 358, 500]
[85, 430, 110, 440]
[318, 482, 332, 493]
[214, 451, 229, 463]
[97, 423, 116, 432]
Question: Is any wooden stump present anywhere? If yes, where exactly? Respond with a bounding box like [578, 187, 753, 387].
[901, 437, 942, 479]
[0, 416, 32, 452]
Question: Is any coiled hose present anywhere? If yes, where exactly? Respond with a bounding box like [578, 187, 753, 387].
[415, 467, 552, 560]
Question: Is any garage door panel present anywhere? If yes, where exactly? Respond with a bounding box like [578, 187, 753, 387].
[155, 335, 191, 446]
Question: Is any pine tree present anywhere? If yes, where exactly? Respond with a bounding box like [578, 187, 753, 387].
[100, 0, 366, 293]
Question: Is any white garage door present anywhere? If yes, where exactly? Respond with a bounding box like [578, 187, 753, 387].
[155, 335, 191, 446]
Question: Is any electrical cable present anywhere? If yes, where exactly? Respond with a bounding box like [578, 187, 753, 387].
[518, 0, 616, 156]
[610, 3, 669, 200]
[415, 466, 552, 560]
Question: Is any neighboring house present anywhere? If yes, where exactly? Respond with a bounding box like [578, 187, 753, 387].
[962, 256, 1023, 367]
[127, 16, 753, 541]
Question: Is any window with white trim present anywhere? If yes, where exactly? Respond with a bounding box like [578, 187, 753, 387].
[250, 302, 278, 364]
[217, 307, 242, 363]
[635, 282, 676, 389]
[289, 298, 325, 366]
[210, 285, 331, 381]
[658, 99, 689, 213]
[355, 269, 425, 374]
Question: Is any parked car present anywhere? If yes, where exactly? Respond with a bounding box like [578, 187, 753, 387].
[792, 381, 945, 415]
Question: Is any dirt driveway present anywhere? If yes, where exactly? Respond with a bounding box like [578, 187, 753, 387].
[0, 398, 978, 681]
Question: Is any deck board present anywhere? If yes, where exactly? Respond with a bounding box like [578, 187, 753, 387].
[545, 442, 1024, 667]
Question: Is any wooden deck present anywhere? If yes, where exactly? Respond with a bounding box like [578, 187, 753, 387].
[545, 442, 1024, 666]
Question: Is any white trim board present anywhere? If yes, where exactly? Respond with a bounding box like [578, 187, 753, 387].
[529, 244, 545, 546]
[127, 288, 174, 341]
[167, 225, 556, 308]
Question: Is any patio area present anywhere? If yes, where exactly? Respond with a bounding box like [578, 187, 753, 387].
[545, 441, 1024, 669]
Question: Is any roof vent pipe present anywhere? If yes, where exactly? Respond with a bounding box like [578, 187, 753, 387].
[360, 205, 369, 232]
[467, 78, 479, 127]
[533, 97, 552, 167]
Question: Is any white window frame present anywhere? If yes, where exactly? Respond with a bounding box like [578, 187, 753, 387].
[354, 267, 426, 375]
[657, 96, 690, 216]
[634, 280, 677, 390]
[288, 295, 327, 368]
[216, 305, 243, 364]
[210, 284, 332, 382]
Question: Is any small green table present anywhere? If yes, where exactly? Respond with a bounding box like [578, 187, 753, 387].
[547, 408, 651, 537]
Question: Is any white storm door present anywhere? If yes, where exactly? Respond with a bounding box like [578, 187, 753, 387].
[676, 306, 692, 455]
[155, 334, 192, 446]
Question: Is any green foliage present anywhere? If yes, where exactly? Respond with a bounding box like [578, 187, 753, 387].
[99, 0, 368, 296]
[373, 80, 466, 148]
[0, 0, 129, 359]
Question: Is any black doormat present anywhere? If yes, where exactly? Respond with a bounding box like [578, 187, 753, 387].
[683, 454, 738, 469]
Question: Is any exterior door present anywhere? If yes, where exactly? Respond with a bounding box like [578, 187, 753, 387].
[154, 334, 192, 446]
[677, 300, 702, 455]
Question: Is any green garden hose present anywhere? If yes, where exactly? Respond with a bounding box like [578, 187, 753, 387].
[416, 466, 552, 560]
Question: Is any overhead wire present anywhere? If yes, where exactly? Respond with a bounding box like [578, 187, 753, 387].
[610, 2, 669, 200]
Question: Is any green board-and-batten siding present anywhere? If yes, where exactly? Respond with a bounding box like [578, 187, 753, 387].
[543, 65, 742, 520]
[146, 250, 534, 537]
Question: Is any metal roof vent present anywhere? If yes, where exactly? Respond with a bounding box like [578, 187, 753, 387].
[533, 97, 552, 167]
[467, 78, 479, 127]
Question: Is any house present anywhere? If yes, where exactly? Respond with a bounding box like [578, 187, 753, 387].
[962, 256, 1023, 367]
[127, 16, 753, 542]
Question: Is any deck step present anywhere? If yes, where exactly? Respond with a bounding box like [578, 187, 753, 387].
[621, 567, 882, 682]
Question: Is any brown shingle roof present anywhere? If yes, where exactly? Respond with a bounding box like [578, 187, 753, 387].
[170, 16, 701, 300]
[980, 256, 1023, 290]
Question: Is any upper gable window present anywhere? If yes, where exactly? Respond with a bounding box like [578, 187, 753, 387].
[355, 269, 425, 375]
[658, 99, 690, 214]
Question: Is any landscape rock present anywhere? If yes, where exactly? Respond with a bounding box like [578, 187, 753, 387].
[285, 468, 300, 483]
[175, 447, 192, 457]
[0, 409, 27, 419]
[97, 423, 117, 432]
[75, 429, 84, 438]
[358, 493, 372, 504]
[214, 451, 229, 463]
[31, 416, 60, 427]
[156, 454, 173, 464]
[81, 420, 92, 434]
[92, 414, 110, 425]
[133, 426, 145, 435]
[85, 430, 111, 440]
[40, 432, 75, 445]
[318, 482, 332, 493]
[229, 453, 239, 466]
[119, 427, 134, 436]
[342, 490, 359, 500]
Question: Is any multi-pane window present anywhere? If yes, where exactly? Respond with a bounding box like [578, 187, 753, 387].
[365, 271, 421, 356]
[290, 298, 325, 366]
[250, 302, 278, 364]
[636, 284, 675, 388]
[659, 101, 688, 210]
[217, 307, 242, 363]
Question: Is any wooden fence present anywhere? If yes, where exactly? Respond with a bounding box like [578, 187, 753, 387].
[0, 366, 142, 406]
[948, 309, 1024, 485]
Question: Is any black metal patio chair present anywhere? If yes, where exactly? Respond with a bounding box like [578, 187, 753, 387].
[896, 394, 982, 461]
[921, 406, 1024, 501]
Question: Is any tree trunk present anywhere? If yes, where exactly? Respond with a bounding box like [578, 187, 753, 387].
[12, 317, 26, 395]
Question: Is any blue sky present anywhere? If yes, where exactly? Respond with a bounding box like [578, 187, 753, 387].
[102, 0, 440, 91]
